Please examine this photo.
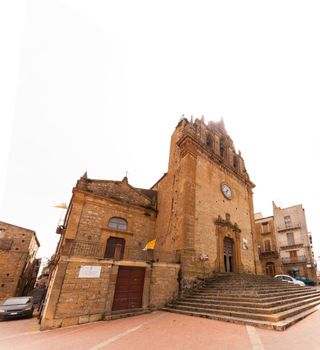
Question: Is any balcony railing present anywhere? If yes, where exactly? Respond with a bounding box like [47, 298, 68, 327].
[277, 223, 301, 232]
[260, 229, 272, 235]
[61, 239, 180, 263]
[281, 256, 307, 265]
[280, 243, 303, 250]
[259, 250, 279, 259]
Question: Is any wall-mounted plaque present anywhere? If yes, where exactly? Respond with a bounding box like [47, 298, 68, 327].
[78, 265, 101, 278]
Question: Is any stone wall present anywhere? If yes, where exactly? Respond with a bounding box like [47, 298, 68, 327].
[41, 257, 180, 330]
[0, 221, 39, 302]
[62, 191, 157, 260]
[149, 263, 180, 308]
[41, 257, 114, 329]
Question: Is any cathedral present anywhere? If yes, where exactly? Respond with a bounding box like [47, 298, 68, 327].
[40, 117, 261, 330]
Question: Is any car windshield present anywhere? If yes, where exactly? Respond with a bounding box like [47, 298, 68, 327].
[3, 298, 31, 305]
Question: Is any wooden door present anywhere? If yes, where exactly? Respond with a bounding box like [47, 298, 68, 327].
[112, 266, 145, 311]
[224, 237, 234, 272]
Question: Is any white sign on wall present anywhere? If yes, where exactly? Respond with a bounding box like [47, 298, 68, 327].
[78, 265, 102, 278]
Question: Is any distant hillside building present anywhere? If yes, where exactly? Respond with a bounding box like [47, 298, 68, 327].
[40, 117, 261, 330]
[0, 221, 40, 302]
[255, 203, 317, 280]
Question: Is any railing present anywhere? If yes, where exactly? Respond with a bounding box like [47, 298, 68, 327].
[280, 243, 303, 250]
[281, 256, 307, 265]
[61, 240, 180, 263]
[277, 223, 301, 232]
[259, 250, 279, 259]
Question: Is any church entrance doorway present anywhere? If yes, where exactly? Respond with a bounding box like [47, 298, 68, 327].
[224, 237, 234, 272]
[265, 262, 275, 276]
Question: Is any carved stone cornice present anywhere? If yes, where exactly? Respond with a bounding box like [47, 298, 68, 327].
[214, 215, 241, 233]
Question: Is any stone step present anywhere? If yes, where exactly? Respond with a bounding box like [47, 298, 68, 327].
[183, 290, 320, 307]
[167, 273, 320, 330]
[105, 308, 151, 321]
[197, 284, 303, 291]
[192, 287, 315, 297]
[162, 306, 318, 331]
[165, 299, 320, 323]
[172, 295, 320, 315]
[204, 284, 298, 290]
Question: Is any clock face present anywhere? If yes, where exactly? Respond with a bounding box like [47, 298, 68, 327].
[221, 183, 232, 199]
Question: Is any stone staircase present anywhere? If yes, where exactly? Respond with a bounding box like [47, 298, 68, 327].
[163, 273, 320, 330]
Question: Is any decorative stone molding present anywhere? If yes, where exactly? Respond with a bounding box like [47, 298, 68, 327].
[214, 215, 241, 233]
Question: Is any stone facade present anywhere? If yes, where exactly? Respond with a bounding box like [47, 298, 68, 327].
[254, 214, 281, 276]
[152, 118, 261, 278]
[0, 221, 40, 302]
[41, 117, 260, 330]
[254, 203, 317, 280]
[273, 202, 317, 280]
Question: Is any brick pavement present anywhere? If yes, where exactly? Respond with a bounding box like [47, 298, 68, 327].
[1, 308, 320, 350]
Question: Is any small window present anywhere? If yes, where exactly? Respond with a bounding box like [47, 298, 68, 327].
[264, 240, 271, 252]
[261, 222, 270, 233]
[206, 134, 213, 148]
[287, 232, 295, 246]
[104, 237, 125, 260]
[284, 216, 292, 228]
[233, 155, 238, 169]
[220, 139, 226, 158]
[289, 250, 297, 258]
[108, 217, 127, 231]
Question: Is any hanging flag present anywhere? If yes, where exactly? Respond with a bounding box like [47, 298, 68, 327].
[142, 239, 156, 251]
[53, 203, 67, 209]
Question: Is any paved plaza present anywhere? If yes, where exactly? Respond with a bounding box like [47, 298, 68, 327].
[1, 307, 320, 350]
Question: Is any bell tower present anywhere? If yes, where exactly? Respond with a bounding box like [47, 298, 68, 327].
[153, 117, 261, 280]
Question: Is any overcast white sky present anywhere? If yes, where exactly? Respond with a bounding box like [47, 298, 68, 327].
[1, 1, 320, 263]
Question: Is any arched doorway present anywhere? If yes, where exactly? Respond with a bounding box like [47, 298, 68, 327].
[265, 262, 275, 276]
[224, 237, 234, 272]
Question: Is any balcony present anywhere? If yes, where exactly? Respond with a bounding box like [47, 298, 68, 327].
[259, 250, 279, 259]
[281, 256, 307, 265]
[280, 243, 303, 250]
[277, 223, 301, 232]
[60, 239, 180, 263]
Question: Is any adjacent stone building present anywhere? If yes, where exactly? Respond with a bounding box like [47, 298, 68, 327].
[0, 221, 40, 302]
[273, 202, 317, 280]
[254, 213, 281, 276]
[255, 203, 317, 280]
[40, 117, 261, 330]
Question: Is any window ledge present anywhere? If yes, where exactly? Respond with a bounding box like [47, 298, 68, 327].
[102, 228, 134, 236]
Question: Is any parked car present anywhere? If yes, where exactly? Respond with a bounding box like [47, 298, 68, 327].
[294, 276, 316, 286]
[274, 274, 305, 286]
[0, 296, 34, 320]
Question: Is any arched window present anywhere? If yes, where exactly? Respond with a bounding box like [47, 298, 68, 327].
[108, 217, 127, 231]
[206, 134, 213, 148]
[220, 138, 226, 158]
[233, 155, 238, 169]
